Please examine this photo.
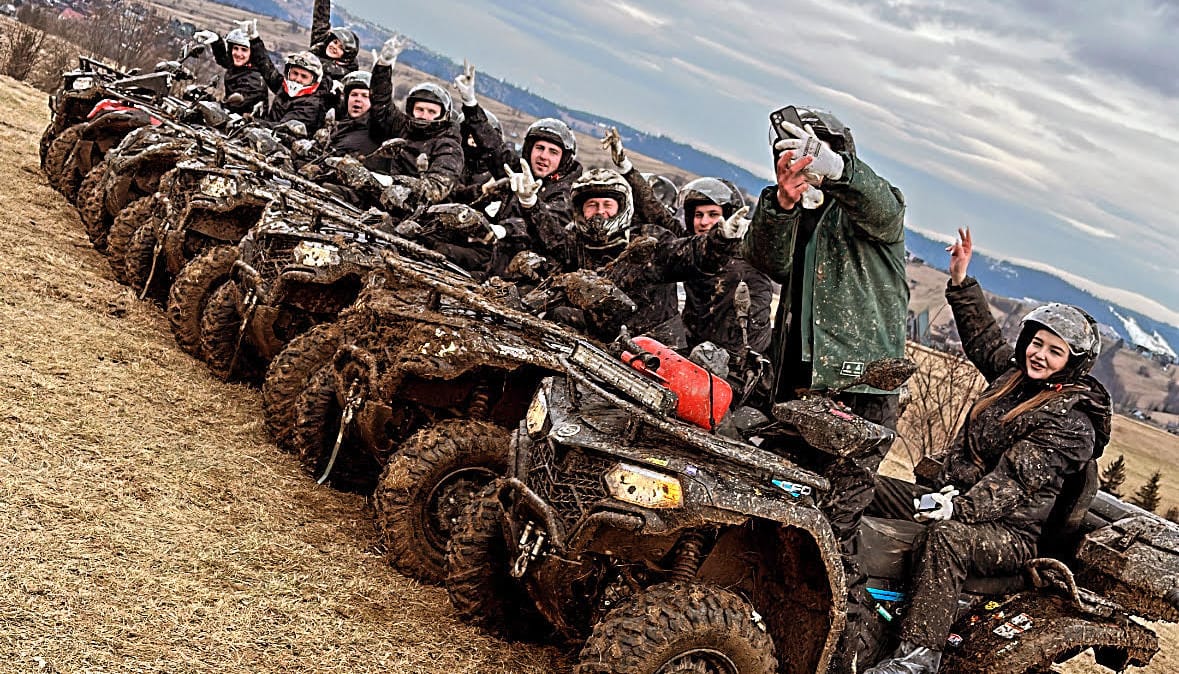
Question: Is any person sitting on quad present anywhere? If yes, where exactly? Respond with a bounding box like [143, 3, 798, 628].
[863, 227, 1110, 674]
[366, 36, 463, 207]
[309, 0, 360, 82]
[602, 128, 772, 360]
[742, 104, 907, 671]
[191, 26, 268, 114]
[242, 20, 333, 134]
[325, 70, 382, 165]
[452, 61, 583, 266]
[505, 167, 748, 344]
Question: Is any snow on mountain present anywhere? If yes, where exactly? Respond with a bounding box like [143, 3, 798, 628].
[1110, 307, 1178, 358]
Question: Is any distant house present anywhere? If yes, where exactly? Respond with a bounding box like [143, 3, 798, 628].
[58, 7, 85, 20]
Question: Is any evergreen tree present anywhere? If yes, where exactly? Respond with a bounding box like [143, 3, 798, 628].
[1130, 471, 1163, 513]
[1099, 454, 1127, 498]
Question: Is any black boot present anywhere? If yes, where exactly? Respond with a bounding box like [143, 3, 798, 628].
[863, 640, 942, 674]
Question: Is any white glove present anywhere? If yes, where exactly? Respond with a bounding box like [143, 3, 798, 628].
[480, 175, 500, 196]
[454, 59, 477, 107]
[505, 158, 542, 208]
[331, 79, 344, 95]
[600, 126, 632, 174]
[376, 34, 407, 67]
[716, 205, 751, 239]
[773, 121, 845, 181]
[193, 30, 220, 46]
[234, 19, 258, 40]
[914, 485, 960, 523]
[801, 185, 825, 210]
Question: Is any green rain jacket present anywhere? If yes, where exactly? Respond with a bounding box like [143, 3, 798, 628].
[741, 153, 908, 394]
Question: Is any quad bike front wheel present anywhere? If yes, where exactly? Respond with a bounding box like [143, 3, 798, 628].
[291, 366, 380, 492]
[576, 582, 778, 674]
[445, 482, 546, 641]
[107, 195, 158, 285]
[43, 124, 82, 193]
[262, 321, 343, 452]
[199, 280, 262, 381]
[76, 162, 112, 252]
[166, 245, 237, 357]
[373, 419, 509, 584]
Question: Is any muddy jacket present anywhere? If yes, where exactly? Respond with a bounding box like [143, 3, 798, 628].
[622, 168, 773, 357]
[536, 222, 739, 336]
[461, 103, 583, 255]
[328, 112, 381, 165]
[938, 277, 1110, 539]
[742, 154, 907, 394]
[368, 64, 463, 204]
[250, 38, 333, 133]
[310, 0, 359, 82]
[210, 39, 267, 114]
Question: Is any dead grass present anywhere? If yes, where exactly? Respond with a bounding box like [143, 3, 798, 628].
[0, 74, 567, 673]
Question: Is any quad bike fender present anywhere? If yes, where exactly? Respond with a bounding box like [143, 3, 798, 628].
[940, 591, 1157, 673]
[162, 227, 188, 276]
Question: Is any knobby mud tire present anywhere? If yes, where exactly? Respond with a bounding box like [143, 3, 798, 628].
[199, 280, 261, 381]
[291, 366, 380, 493]
[262, 322, 343, 453]
[39, 122, 55, 169]
[125, 220, 170, 302]
[43, 124, 82, 193]
[76, 162, 111, 253]
[445, 483, 546, 641]
[107, 195, 157, 285]
[166, 245, 237, 358]
[373, 420, 509, 584]
[576, 582, 778, 674]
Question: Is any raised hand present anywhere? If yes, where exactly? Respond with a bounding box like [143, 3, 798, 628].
[504, 158, 542, 208]
[234, 19, 258, 40]
[376, 34, 407, 67]
[716, 205, 751, 240]
[600, 126, 632, 173]
[454, 59, 477, 107]
[946, 227, 973, 286]
[772, 120, 845, 181]
[193, 30, 220, 46]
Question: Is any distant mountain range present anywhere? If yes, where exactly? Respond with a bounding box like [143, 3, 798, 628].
[904, 230, 1179, 357]
[217, 0, 1177, 356]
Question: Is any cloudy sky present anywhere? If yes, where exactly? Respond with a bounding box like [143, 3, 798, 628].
[339, 0, 1179, 326]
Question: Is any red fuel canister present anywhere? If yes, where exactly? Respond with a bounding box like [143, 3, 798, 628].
[622, 336, 732, 430]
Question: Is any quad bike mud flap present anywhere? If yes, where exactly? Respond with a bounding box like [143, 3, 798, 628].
[939, 586, 1157, 673]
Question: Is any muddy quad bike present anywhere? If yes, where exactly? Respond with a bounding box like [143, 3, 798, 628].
[78, 124, 202, 254]
[198, 205, 411, 381]
[40, 56, 134, 169]
[285, 253, 615, 583]
[445, 339, 1171, 674]
[115, 158, 273, 290]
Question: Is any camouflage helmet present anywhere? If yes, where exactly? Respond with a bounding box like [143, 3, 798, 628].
[1016, 303, 1102, 378]
[282, 51, 323, 97]
[571, 168, 634, 245]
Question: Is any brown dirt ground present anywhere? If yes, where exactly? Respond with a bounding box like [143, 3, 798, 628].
[0, 74, 567, 673]
[2, 53, 1176, 670]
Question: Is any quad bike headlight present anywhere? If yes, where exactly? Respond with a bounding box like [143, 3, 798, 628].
[71, 76, 93, 91]
[604, 463, 683, 509]
[199, 174, 238, 198]
[292, 240, 340, 268]
[525, 387, 549, 438]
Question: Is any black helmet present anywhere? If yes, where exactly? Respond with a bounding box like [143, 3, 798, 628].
[1014, 303, 1102, 381]
[327, 27, 360, 61]
[224, 29, 250, 50]
[460, 108, 500, 147]
[640, 172, 678, 216]
[522, 117, 577, 177]
[796, 106, 855, 156]
[405, 82, 453, 129]
[571, 168, 633, 245]
[677, 177, 744, 232]
[340, 70, 371, 97]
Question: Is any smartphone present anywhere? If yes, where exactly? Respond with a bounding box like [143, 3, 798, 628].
[916, 493, 939, 512]
[769, 105, 806, 145]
